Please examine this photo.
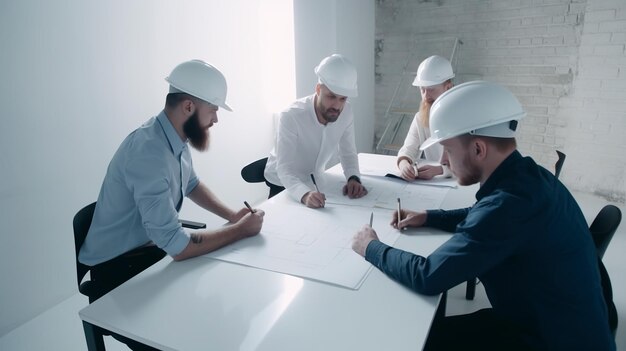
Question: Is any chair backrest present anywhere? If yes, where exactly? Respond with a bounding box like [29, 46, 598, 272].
[589, 204, 621, 337]
[590, 204, 622, 259]
[554, 150, 566, 179]
[241, 157, 268, 183]
[73, 202, 96, 288]
[598, 257, 618, 336]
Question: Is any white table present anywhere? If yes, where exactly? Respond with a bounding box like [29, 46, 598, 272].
[79, 154, 477, 351]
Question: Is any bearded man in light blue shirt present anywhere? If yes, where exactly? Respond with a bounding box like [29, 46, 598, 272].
[79, 60, 265, 303]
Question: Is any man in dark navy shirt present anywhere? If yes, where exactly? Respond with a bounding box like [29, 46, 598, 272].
[352, 81, 615, 350]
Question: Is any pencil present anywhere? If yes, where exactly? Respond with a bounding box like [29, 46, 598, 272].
[244, 201, 256, 213]
[369, 212, 373, 227]
[397, 198, 402, 227]
[310, 174, 320, 193]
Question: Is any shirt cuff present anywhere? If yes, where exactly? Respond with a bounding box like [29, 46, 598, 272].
[347, 175, 361, 184]
[364, 239, 389, 269]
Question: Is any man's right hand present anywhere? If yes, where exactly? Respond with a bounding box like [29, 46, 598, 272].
[391, 209, 427, 230]
[236, 209, 265, 238]
[398, 159, 417, 181]
[301, 191, 326, 208]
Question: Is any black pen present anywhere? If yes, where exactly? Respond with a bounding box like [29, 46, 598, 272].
[369, 212, 373, 227]
[310, 174, 320, 193]
[244, 201, 256, 213]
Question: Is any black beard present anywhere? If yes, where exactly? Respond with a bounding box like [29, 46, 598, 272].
[183, 111, 209, 151]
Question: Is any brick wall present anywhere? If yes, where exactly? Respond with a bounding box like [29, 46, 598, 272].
[375, 0, 625, 201]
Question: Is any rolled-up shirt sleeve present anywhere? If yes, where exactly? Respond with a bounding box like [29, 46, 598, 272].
[126, 152, 190, 257]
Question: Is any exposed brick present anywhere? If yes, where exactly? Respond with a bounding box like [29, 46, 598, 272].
[585, 9, 617, 22]
[593, 44, 625, 55]
[598, 20, 626, 32]
[375, 0, 626, 200]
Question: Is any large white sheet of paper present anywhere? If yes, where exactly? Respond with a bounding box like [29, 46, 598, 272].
[204, 199, 398, 290]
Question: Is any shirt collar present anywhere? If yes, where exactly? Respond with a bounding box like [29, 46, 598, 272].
[476, 150, 523, 201]
[157, 110, 187, 157]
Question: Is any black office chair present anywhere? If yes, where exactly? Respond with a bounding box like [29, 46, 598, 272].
[241, 157, 284, 198]
[241, 157, 268, 183]
[554, 150, 566, 179]
[73, 202, 103, 302]
[74, 202, 207, 350]
[589, 204, 621, 337]
[590, 205, 622, 259]
[73, 202, 206, 302]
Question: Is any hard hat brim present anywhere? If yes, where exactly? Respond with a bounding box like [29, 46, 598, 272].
[166, 80, 233, 112]
[420, 136, 440, 150]
[412, 74, 455, 87]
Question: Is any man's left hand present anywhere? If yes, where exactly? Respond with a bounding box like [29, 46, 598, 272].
[343, 179, 368, 199]
[416, 165, 443, 180]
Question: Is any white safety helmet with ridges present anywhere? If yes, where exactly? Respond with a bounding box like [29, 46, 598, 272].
[420, 81, 526, 150]
[314, 54, 358, 97]
[165, 59, 233, 111]
[412, 55, 455, 87]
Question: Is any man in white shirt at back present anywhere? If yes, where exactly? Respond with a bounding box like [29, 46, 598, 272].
[396, 55, 455, 181]
[264, 54, 367, 208]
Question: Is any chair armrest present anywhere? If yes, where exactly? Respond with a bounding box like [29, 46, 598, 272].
[179, 219, 206, 229]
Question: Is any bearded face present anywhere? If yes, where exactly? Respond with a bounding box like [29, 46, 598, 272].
[183, 110, 210, 151]
[314, 84, 347, 125]
[317, 98, 342, 123]
[441, 137, 482, 186]
[419, 81, 451, 128]
[419, 99, 432, 128]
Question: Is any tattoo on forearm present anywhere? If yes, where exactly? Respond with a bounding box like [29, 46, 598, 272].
[190, 233, 203, 244]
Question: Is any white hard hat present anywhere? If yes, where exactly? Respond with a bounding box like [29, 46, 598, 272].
[165, 60, 232, 111]
[412, 55, 455, 87]
[420, 81, 526, 150]
[314, 54, 358, 97]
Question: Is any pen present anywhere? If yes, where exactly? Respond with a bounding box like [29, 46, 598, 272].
[369, 212, 373, 227]
[244, 201, 256, 213]
[397, 198, 402, 227]
[310, 174, 320, 193]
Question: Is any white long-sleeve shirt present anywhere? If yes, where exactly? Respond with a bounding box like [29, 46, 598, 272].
[264, 94, 361, 201]
[397, 112, 451, 177]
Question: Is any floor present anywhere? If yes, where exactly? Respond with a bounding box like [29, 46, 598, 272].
[1, 191, 624, 350]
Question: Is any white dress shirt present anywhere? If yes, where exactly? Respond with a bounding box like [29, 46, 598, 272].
[397, 112, 451, 177]
[264, 94, 361, 201]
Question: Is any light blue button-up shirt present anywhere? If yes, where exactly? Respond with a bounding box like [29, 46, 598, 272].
[79, 111, 198, 266]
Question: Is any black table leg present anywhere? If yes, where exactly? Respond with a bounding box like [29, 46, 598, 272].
[83, 321, 106, 351]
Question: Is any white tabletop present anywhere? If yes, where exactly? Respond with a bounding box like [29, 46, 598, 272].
[79, 153, 477, 351]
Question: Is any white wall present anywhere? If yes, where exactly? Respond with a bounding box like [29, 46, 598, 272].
[0, 0, 295, 336]
[293, 0, 376, 153]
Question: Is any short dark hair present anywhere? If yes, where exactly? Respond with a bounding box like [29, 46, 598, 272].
[165, 92, 194, 108]
[459, 134, 517, 152]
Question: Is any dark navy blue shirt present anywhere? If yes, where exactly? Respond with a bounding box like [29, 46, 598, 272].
[366, 150, 615, 350]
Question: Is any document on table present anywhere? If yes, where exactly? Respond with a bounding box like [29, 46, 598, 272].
[322, 173, 450, 211]
[204, 200, 398, 290]
[356, 153, 457, 188]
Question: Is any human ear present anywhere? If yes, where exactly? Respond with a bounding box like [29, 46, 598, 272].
[182, 99, 195, 115]
[474, 139, 488, 159]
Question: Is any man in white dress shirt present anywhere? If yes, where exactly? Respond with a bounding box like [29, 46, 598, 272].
[396, 55, 455, 181]
[264, 54, 367, 208]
